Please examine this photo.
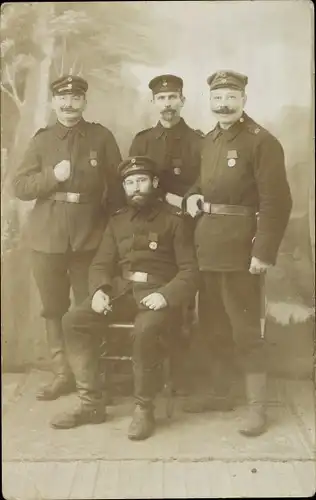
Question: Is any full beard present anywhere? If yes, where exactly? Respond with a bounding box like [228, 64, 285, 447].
[126, 190, 157, 208]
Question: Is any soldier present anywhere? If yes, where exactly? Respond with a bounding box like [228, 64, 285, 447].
[50, 156, 199, 440]
[12, 74, 123, 402]
[130, 74, 203, 338]
[185, 70, 292, 436]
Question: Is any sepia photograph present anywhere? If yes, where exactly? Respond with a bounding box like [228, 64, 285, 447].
[1, 0, 315, 498]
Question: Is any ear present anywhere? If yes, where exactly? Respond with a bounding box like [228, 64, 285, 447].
[152, 176, 159, 188]
[242, 93, 247, 107]
[82, 97, 87, 111]
[51, 96, 57, 112]
[180, 95, 186, 106]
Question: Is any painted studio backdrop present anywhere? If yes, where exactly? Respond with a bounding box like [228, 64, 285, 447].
[1, 1, 314, 377]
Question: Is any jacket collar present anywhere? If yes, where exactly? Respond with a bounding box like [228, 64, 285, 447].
[53, 118, 87, 139]
[212, 112, 248, 142]
[154, 117, 188, 139]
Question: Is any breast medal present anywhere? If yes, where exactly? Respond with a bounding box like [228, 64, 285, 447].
[148, 232, 158, 251]
[227, 150, 238, 168]
[89, 150, 98, 167]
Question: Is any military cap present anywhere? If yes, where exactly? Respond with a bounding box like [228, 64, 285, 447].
[207, 70, 248, 91]
[50, 75, 88, 96]
[149, 74, 183, 95]
[118, 156, 158, 180]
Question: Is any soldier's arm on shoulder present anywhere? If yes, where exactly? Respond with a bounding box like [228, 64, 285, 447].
[97, 124, 124, 213]
[157, 213, 199, 307]
[12, 130, 59, 201]
[88, 217, 119, 298]
[252, 133, 293, 264]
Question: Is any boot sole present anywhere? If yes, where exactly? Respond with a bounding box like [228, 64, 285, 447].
[36, 388, 75, 401]
[51, 415, 106, 430]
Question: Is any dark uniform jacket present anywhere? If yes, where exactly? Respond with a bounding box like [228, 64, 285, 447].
[187, 112, 292, 271]
[89, 199, 199, 308]
[12, 119, 124, 253]
[129, 118, 203, 197]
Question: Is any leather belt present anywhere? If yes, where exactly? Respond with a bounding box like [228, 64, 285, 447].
[202, 203, 255, 216]
[122, 270, 167, 285]
[48, 192, 91, 203]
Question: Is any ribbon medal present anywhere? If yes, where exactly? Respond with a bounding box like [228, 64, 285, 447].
[227, 150, 238, 168]
[148, 232, 158, 251]
[90, 151, 98, 167]
[172, 158, 182, 175]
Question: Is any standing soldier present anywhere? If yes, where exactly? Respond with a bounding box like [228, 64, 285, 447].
[50, 156, 199, 440]
[130, 74, 203, 336]
[12, 74, 123, 402]
[185, 70, 292, 436]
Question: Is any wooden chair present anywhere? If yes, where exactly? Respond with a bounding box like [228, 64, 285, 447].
[100, 321, 175, 418]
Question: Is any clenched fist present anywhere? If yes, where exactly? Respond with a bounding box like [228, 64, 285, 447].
[249, 256, 271, 275]
[91, 289, 112, 315]
[140, 292, 168, 311]
[53, 160, 71, 182]
[186, 194, 204, 218]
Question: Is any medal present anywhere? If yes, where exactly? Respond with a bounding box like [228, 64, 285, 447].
[90, 151, 98, 167]
[173, 167, 181, 175]
[148, 232, 158, 251]
[228, 159, 236, 167]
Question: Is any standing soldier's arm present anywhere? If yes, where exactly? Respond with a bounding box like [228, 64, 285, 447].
[252, 134, 292, 265]
[157, 215, 199, 307]
[88, 220, 118, 298]
[12, 132, 59, 201]
[100, 127, 125, 214]
[129, 132, 145, 157]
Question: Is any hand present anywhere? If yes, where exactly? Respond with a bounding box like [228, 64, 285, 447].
[186, 194, 204, 218]
[91, 289, 112, 315]
[140, 292, 168, 311]
[53, 160, 71, 182]
[249, 256, 271, 275]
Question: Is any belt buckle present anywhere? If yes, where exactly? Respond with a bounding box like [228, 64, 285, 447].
[133, 271, 148, 283]
[203, 202, 211, 214]
[66, 192, 80, 203]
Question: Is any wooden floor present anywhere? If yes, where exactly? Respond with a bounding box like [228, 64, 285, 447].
[2, 372, 316, 499]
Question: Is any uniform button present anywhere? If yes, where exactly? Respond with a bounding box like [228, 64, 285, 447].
[240, 117, 244, 123]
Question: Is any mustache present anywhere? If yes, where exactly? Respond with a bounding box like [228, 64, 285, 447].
[61, 107, 77, 112]
[161, 108, 176, 114]
[213, 107, 237, 115]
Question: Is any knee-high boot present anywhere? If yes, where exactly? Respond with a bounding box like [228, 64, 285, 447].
[36, 318, 75, 401]
[239, 372, 267, 437]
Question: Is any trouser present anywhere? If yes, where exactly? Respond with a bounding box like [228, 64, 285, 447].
[199, 271, 266, 384]
[32, 249, 96, 318]
[62, 287, 178, 409]
[32, 249, 95, 377]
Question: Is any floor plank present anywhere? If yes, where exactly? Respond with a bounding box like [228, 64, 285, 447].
[140, 461, 164, 499]
[290, 461, 316, 497]
[93, 461, 120, 499]
[69, 461, 99, 499]
[183, 461, 211, 498]
[163, 461, 187, 498]
[206, 460, 235, 498]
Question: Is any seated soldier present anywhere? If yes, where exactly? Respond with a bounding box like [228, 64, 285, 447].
[51, 156, 199, 440]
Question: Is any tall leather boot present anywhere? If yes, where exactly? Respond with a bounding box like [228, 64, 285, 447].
[36, 318, 75, 401]
[128, 362, 157, 440]
[51, 324, 106, 429]
[239, 372, 267, 437]
[184, 358, 234, 413]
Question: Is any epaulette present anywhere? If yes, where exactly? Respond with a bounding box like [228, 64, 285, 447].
[246, 123, 262, 135]
[135, 127, 152, 137]
[34, 127, 48, 137]
[165, 203, 183, 217]
[194, 129, 205, 138]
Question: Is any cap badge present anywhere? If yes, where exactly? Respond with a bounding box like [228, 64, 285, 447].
[174, 167, 181, 175]
[220, 78, 227, 84]
[162, 80, 168, 87]
[218, 71, 227, 78]
[131, 158, 136, 164]
[149, 241, 158, 250]
[68, 77, 72, 82]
